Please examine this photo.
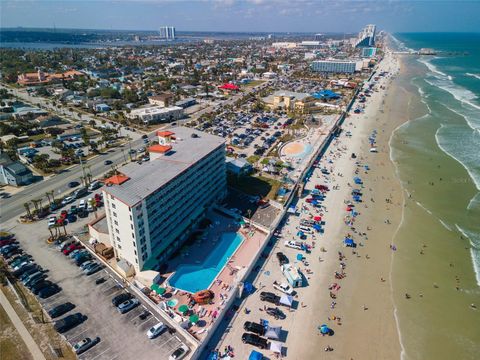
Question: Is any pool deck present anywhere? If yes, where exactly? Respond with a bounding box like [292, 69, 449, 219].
[147, 210, 268, 340]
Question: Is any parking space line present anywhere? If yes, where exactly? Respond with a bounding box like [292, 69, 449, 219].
[67, 328, 89, 342]
[155, 335, 177, 349]
[89, 347, 111, 360]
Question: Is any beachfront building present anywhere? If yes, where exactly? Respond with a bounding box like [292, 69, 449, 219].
[310, 59, 357, 74]
[102, 127, 227, 273]
[17, 70, 83, 86]
[159, 26, 175, 40]
[355, 24, 376, 48]
[263, 90, 316, 113]
[127, 106, 183, 124]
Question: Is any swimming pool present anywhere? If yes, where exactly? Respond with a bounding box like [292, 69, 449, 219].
[168, 232, 244, 293]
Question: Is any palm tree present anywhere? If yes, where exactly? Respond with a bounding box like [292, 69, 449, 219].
[31, 199, 40, 214]
[45, 192, 52, 206]
[24, 203, 31, 218]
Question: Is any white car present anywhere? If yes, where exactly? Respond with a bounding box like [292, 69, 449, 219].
[284, 240, 303, 250]
[147, 322, 166, 339]
[169, 344, 189, 360]
[62, 196, 75, 205]
[79, 199, 86, 209]
[273, 281, 294, 295]
[47, 217, 57, 227]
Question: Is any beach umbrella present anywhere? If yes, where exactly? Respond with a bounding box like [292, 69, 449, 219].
[189, 314, 199, 324]
[167, 299, 178, 308]
[178, 304, 189, 314]
[150, 283, 166, 295]
[296, 253, 303, 261]
[314, 216, 322, 221]
[319, 324, 330, 334]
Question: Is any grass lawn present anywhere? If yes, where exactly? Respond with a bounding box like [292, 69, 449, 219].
[0, 301, 32, 360]
[227, 173, 282, 200]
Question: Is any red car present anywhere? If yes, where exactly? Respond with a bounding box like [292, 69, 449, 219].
[63, 243, 83, 255]
[0, 239, 16, 247]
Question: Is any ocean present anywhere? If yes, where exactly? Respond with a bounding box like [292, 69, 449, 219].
[389, 33, 480, 359]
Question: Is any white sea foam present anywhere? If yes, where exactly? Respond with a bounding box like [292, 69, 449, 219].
[439, 219, 453, 232]
[466, 72, 480, 80]
[467, 192, 480, 211]
[435, 124, 480, 191]
[417, 57, 447, 77]
[455, 224, 480, 287]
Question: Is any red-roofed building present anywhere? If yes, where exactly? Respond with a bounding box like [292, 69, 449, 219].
[104, 173, 130, 186]
[156, 131, 175, 137]
[219, 83, 240, 92]
[149, 144, 172, 153]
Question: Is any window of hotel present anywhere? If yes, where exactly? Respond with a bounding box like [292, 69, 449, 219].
[132, 241, 136, 247]
[113, 212, 117, 217]
[118, 244, 122, 249]
[114, 220, 118, 226]
[116, 236, 120, 241]
[115, 228, 119, 234]
[132, 233, 135, 239]
[111, 203, 116, 209]
[134, 250, 137, 255]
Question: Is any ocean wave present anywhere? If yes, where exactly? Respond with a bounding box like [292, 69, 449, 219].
[435, 124, 480, 191]
[467, 192, 480, 211]
[442, 103, 480, 132]
[417, 57, 447, 77]
[455, 224, 480, 287]
[466, 72, 480, 80]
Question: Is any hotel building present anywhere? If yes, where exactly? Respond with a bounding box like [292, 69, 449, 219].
[355, 24, 376, 48]
[127, 106, 184, 124]
[159, 26, 176, 40]
[310, 59, 357, 74]
[102, 127, 227, 273]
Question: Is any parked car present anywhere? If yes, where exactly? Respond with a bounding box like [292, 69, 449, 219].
[48, 302, 76, 318]
[169, 344, 189, 360]
[147, 322, 166, 339]
[31, 281, 54, 295]
[83, 263, 102, 275]
[88, 181, 102, 191]
[62, 196, 75, 205]
[54, 313, 85, 333]
[276, 252, 289, 265]
[260, 291, 280, 305]
[112, 293, 133, 307]
[80, 260, 95, 270]
[48, 217, 57, 228]
[243, 321, 265, 336]
[273, 281, 294, 295]
[117, 298, 139, 314]
[74, 254, 92, 266]
[241, 333, 268, 349]
[70, 205, 78, 214]
[284, 240, 303, 250]
[63, 243, 83, 255]
[38, 284, 61, 299]
[104, 160, 113, 166]
[73, 337, 100, 355]
[265, 307, 286, 320]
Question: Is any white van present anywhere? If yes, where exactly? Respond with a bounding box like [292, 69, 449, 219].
[298, 226, 313, 234]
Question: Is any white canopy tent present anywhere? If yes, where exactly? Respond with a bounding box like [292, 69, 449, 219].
[265, 325, 282, 340]
[279, 294, 293, 307]
[270, 341, 283, 354]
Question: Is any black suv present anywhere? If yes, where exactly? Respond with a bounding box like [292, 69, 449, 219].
[266, 307, 286, 320]
[54, 313, 86, 333]
[243, 321, 265, 336]
[241, 333, 268, 349]
[48, 302, 76, 318]
[112, 292, 133, 307]
[276, 252, 289, 265]
[259, 291, 280, 305]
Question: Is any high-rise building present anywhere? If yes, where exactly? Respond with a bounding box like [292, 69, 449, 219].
[159, 26, 176, 40]
[310, 59, 357, 74]
[102, 127, 227, 273]
[355, 24, 376, 48]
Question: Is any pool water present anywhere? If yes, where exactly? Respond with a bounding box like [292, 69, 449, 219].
[168, 232, 244, 293]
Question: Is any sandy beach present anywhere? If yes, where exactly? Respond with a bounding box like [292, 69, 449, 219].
[214, 50, 408, 360]
[283, 51, 406, 360]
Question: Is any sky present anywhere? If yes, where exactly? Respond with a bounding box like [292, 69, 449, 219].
[1, 0, 480, 33]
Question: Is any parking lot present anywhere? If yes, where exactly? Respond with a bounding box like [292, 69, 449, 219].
[3, 214, 188, 360]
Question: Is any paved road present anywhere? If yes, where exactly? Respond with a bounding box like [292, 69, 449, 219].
[0, 287, 47, 360]
[0, 136, 149, 222]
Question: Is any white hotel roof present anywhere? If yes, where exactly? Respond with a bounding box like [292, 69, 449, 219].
[104, 127, 224, 206]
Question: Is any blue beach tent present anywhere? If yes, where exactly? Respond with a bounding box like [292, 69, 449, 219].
[313, 224, 322, 232]
[249, 351, 263, 360]
[344, 238, 355, 247]
[244, 282, 254, 295]
[297, 253, 304, 261]
[354, 177, 363, 184]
